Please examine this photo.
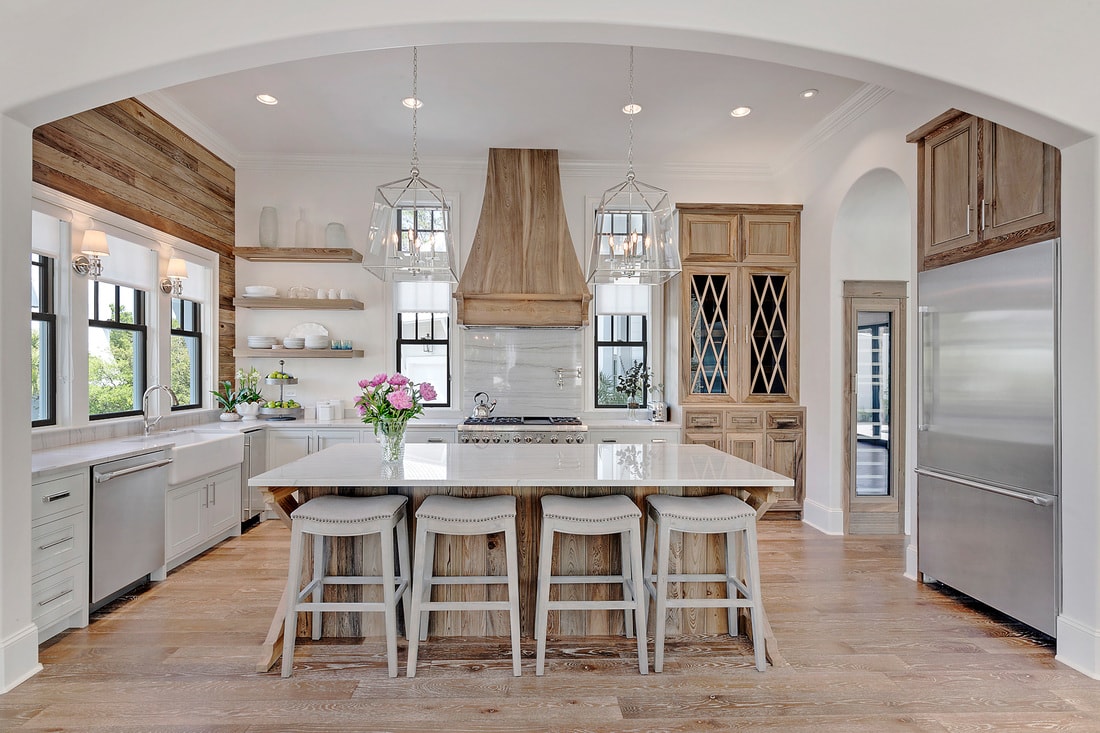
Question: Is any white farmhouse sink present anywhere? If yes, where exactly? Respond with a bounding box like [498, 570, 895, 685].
[124, 430, 244, 485]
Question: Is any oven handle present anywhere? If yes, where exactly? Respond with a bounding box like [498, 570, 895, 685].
[95, 458, 173, 484]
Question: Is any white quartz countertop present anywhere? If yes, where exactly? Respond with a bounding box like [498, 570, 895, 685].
[249, 442, 791, 488]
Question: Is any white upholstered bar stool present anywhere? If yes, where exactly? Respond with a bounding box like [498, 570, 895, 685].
[406, 494, 522, 677]
[643, 493, 766, 672]
[280, 494, 410, 679]
[535, 494, 648, 676]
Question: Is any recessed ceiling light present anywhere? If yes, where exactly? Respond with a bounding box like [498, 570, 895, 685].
[730, 106, 752, 118]
[800, 88, 819, 99]
[402, 97, 423, 109]
[622, 103, 642, 115]
[255, 93, 278, 105]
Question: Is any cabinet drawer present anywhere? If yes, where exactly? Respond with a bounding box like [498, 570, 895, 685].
[766, 409, 804, 430]
[683, 410, 724, 429]
[405, 429, 456, 444]
[32, 470, 87, 522]
[726, 410, 764, 431]
[32, 562, 86, 629]
[32, 513, 87, 576]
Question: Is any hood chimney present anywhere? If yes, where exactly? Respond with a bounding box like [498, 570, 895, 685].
[455, 148, 591, 327]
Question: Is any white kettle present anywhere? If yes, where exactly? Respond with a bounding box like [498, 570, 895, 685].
[471, 392, 497, 419]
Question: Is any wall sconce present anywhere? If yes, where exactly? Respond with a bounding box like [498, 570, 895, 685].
[72, 230, 110, 280]
[159, 257, 189, 295]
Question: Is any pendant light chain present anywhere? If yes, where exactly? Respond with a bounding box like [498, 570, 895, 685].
[410, 46, 419, 178]
[627, 46, 635, 182]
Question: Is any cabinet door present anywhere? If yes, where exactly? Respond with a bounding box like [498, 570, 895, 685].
[205, 468, 241, 539]
[741, 213, 799, 264]
[683, 269, 736, 400]
[166, 480, 205, 561]
[725, 432, 763, 464]
[765, 430, 805, 512]
[923, 115, 979, 258]
[315, 429, 361, 452]
[740, 266, 798, 402]
[982, 121, 1058, 240]
[683, 431, 722, 450]
[267, 429, 311, 467]
[680, 212, 739, 262]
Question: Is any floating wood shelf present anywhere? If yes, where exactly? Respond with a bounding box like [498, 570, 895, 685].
[233, 297, 364, 310]
[234, 247, 363, 263]
[233, 348, 364, 359]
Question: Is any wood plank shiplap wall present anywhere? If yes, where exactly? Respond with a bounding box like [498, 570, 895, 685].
[32, 98, 236, 382]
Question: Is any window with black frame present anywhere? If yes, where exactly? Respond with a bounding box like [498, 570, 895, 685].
[396, 206, 449, 255]
[31, 253, 56, 426]
[594, 314, 648, 408]
[88, 281, 147, 419]
[170, 297, 202, 409]
[396, 312, 449, 406]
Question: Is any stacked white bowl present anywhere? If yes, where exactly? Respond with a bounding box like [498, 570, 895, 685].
[304, 334, 330, 350]
[247, 336, 277, 349]
[243, 285, 277, 297]
[283, 337, 305, 349]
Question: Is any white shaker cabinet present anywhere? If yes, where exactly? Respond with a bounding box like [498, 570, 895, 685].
[165, 465, 242, 570]
[266, 427, 362, 470]
[31, 468, 89, 642]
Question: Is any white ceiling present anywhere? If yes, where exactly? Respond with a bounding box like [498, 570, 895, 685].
[157, 43, 869, 167]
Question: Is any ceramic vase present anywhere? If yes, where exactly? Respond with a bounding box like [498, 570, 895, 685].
[325, 222, 348, 249]
[259, 206, 278, 247]
[295, 208, 310, 247]
[236, 401, 262, 421]
[220, 411, 242, 422]
[376, 419, 407, 463]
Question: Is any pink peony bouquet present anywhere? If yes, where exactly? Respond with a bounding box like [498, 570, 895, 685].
[355, 372, 436, 433]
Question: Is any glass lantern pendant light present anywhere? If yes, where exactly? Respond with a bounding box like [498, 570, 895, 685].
[364, 47, 457, 283]
[587, 46, 681, 286]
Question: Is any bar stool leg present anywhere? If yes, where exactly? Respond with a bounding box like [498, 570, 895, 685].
[418, 529, 436, 642]
[504, 524, 522, 677]
[406, 522, 430, 678]
[380, 521, 398, 678]
[653, 520, 671, 674]
[535, 521, 555, 676]
[311, 532, 324, 640]
[281, 522, 305, 678]
[396, 513, 412, 636]
[629, 526, 642, 673]
[620, 530, 634, 639]
[745, 522, 766, 672]
[725, 528, 740, 638]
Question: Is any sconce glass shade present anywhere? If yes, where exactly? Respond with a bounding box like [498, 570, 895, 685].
[81, 229, 110, 257]
[587, 173, 680, 285]
[363, 171, 457, 283]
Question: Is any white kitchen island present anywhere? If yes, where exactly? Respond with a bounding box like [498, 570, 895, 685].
[250, 441, 793, 672]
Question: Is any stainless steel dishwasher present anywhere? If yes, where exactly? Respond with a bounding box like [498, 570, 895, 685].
[241, 427, 268, 522]
[90, 449, 171, 611]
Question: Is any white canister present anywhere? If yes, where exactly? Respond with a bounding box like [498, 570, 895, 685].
[316, 401, 335, 422]
[259, 206, 278, 247]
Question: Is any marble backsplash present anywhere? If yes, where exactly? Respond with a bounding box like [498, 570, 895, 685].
[31, 408, 222, 451]
[460, 329, 584, 416]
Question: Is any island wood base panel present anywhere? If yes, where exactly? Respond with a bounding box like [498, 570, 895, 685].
[260, 483, 779, 671]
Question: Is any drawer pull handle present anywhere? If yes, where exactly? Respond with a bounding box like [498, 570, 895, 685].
[427, 437, 445, 443]
[44, 491, 71, 503]
[38, 536, 73, 551]
[601, 439, 618, 443]
[651, 439, 667, 444]
[39, 589, 72, 607]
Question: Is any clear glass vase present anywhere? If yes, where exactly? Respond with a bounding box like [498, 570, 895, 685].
[377, 419, 407, 463]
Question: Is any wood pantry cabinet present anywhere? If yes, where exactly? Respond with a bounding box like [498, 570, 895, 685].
[682, 406, 806, 514]
[907, 110, 1059, 270]
[676, 203, 805, 514]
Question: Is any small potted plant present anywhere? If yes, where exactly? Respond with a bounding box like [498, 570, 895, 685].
[234, 366, 264, 420]
[211, 380, 242, 421]
[615, 360, 652, 420]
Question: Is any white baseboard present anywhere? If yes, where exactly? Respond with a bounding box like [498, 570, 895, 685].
[801, 499, 844, 535]
[1056, 615, 1100, 679]
[0, 623, 42, 694]
[904, 541, 919, 581]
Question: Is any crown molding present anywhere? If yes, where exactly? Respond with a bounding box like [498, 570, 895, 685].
[775, 83, 894, 176]
[137, 91, 242, 168]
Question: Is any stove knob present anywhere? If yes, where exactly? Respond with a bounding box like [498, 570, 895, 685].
[524, 436, 533, 443]
[492, 436, 501, 443]
[575, 435, 585, 444]
[565, 436, 574, 444]
[549, 436, 559, 444]
[534, 435, 542, 443]
[513, 436, 521, 443]
[461, 436, 469, 443]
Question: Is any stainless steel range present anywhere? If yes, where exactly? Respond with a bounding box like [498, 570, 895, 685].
[458, 416, 587, 445]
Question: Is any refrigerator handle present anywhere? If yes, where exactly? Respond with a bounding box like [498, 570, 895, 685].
[918, 306, 930, 431]
[915, 468, 1055, 507]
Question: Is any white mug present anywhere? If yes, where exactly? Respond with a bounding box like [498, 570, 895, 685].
[316, 289, 327, 299]
[339, 288, 350, 299]
[328, 288, 338, 300]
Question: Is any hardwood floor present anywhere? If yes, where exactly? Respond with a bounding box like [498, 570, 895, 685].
[3, 520, 1098, 731]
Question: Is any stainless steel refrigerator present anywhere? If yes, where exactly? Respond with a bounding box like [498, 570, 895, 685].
[917, 239, 1059, 636]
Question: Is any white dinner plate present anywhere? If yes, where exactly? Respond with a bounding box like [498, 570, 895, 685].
[287, 322, 329, 338]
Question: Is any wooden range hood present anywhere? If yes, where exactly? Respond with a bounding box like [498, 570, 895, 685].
[455, 148, 592, 327]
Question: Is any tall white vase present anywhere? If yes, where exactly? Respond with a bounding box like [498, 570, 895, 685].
[259, 206, 278, 247]
[295, 208, 310, 247]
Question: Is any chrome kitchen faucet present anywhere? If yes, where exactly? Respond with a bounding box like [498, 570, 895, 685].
[142, 385, 179, 435]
